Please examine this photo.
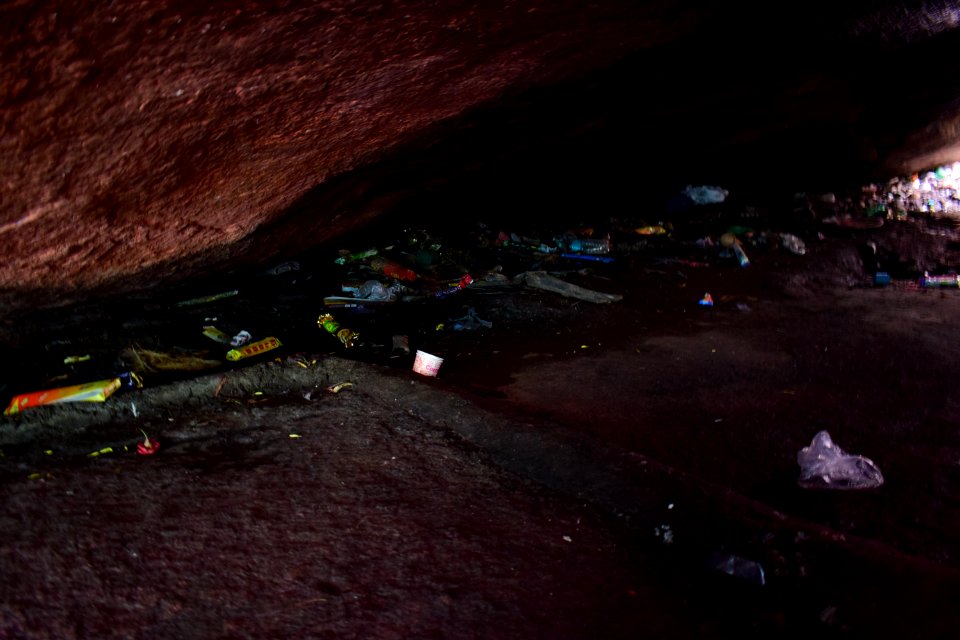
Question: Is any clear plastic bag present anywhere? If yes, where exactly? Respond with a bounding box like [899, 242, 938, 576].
[357, 280, 397, 302]
[797, 430, 884, 490]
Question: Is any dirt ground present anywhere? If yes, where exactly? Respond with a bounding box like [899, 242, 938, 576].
[2, 215, 960, 638]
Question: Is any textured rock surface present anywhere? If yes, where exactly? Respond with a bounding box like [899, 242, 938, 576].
[2, 0, 960, 313]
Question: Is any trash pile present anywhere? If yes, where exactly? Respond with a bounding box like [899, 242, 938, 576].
[1, 184, 826, 421]
[815, 161, 960, 227]
[0, 173, 953, 495]
[860, 161, 960, 217]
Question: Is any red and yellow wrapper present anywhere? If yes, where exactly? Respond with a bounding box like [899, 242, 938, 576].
[4, 378, 122, 416]
[226, 336, 282, 361]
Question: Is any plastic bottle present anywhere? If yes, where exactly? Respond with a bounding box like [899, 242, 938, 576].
[317, 314, 359, 348]
[370, 257, 417, 282]
[563, 237, 611, 255]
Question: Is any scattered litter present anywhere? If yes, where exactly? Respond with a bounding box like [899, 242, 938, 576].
[230, 330, 253, 347]
[699, 293, 714, 307]
[720, 233, 750, 267]
[202, 326, 233, 344]
[317, 314, 359, 348]
[413, 350, 444, 377]
[4, 378, 123, 415]
[451, 308, 493, 331]
[860, 161, 960, 215]
[226, 337, 282, 362]
[326, 381, 354, 394]
[432, 274, 474, 298]
[289, 433, 302, 439]
[88, 447, 114, 458]
[63, 355, 91, 364]
[287, 355, 318, 368]
[136, 429, 159, 456]
[683, 185, 729, 205]
[560, 236, 611, 255]
[797, 430, 884, 490]
[635, 225, 669, 235]
[920, 272, 959, 288]
[119, 372, 144, 390]
[175, 289, 239, 307]
[130, 402, 138, 418]
[354, 280, 399, 302]
[780, 233, 806, 256]
[518, 271, 623, 304]
[334, 248, 378, 265]
[874, 272, 891, 286]
[322, 297, 385, 312]
[370, 257, 417, 281]
[560, 253, 614, 264]
[653, 524, 674, 544]
[213, 375, 228, 397]
[707, 553, 766, 586]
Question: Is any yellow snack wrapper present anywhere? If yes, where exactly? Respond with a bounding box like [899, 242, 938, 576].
[226, 337, 282, 362]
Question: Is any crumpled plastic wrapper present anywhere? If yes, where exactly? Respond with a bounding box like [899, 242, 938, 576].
[797, 430, 884, 490]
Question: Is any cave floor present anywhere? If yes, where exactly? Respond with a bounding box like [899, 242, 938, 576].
[1, 215, 960, 638]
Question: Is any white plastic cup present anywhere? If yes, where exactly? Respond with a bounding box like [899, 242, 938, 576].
[413, 350, 444, 377]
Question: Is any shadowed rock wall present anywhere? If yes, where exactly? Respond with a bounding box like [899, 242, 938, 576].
[2, 0, 960, 313]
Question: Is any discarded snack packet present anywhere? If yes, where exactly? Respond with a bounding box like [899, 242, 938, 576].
[175, 289, 239, 307]
[4, 378, 122, 415]
[434, 274, 474, 298]
[327, 381, 354, 393]
[226, 337, 282, 362]
[635, 225, 669, 236]
[203, 326, 233, 344]
[119, 371, 144, 390]
[317, 314, 359, 348]
[334, 248, 378, 265]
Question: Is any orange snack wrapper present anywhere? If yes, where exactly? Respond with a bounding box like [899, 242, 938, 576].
[4, 378, 122, 416]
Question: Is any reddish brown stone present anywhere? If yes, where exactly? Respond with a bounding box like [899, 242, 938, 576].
[0, 1, 697, 311]
[3, 1, 960, 313]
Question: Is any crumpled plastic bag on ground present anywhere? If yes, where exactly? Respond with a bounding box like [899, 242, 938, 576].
[683, 185, 729, 205]
[797, 430, 884, 490]
[451, 307, 493, 331]
[517, 271, 623, 304]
